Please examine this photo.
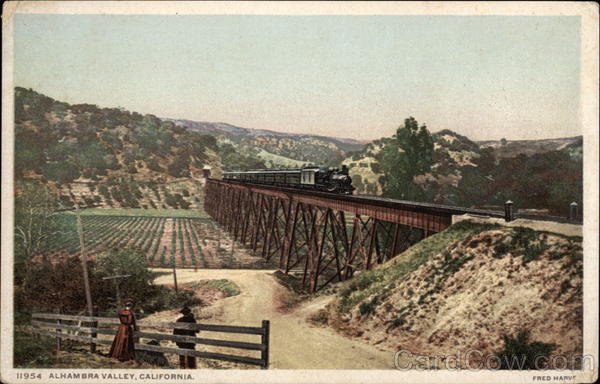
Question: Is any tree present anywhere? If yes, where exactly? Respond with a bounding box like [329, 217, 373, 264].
[14, 182, 59, 283]
[167, 155, 190, 178]
[15, 126, 46, 176]
[42, 161, 80, 183]
[95, 248, 154, 303]
[379, 117, 434, 200]
[352, 174, 363, 193]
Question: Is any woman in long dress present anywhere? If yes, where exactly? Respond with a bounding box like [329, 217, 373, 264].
[109, 298, 137, 361]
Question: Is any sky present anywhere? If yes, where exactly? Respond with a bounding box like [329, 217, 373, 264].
[14, 14, 581, 141]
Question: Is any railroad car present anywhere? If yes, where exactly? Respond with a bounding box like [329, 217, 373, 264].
[222, 165, 355, 195]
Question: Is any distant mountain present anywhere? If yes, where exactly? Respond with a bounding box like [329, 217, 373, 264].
[476, 136, 582, 159]
[162, 118, 368, 150]
[162, 118, 367, 167]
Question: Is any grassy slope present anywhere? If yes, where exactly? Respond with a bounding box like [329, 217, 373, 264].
[337, 220, 582, 313]
[323, 220, 583, 368]
[337, 221, 499, 312]
[256, 148, 307, 167]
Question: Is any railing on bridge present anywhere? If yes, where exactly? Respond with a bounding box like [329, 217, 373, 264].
[31, 312, 270, 369]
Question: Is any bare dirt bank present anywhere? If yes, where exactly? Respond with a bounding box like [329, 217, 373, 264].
[321, 221, 583, 369]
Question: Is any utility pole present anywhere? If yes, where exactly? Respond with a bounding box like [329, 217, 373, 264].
[172, 258, 178, 293]
[75, 204, 94, 316]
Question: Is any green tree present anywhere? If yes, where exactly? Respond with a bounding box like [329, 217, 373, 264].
[95, 248, 154, 302]
[352, 174, 364, 193]
[167, 154, 190, 177]
[42, 161, 80, 183]
[14, 182, 59, 284]
[380, 117, 434, 200]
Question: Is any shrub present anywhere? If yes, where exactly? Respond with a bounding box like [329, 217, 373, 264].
[385, 303, 413, 332]
[359, 295, 379, 315]
[13, 330, 55, 368]
[42, 161, 80, 183]
[140, 286, 200, 314]
[189, 279, 241, 297]
[494, 331, 555, 370]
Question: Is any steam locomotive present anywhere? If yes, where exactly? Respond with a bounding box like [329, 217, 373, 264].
[222, 165, 355, 195]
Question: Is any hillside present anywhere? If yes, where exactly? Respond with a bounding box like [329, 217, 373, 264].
[342, 129, 482, 197]
[343, 126, 583, 216]
[164, 118, 365, 166]
[477, 136, 582, 159]
[14, 87, 229, 209]
[15, 87, 368, 208]
[315, 220, 583, 369]
[164, 118, 367, 149]
[14, 87, 582, 215]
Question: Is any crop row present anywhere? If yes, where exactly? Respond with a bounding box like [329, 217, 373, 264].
[39, 214, 211, 267]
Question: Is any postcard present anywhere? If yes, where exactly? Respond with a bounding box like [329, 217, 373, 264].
[1, 1, 598, 383]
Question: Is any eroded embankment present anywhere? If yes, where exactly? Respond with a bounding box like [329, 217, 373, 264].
[315, 221, 583, 369]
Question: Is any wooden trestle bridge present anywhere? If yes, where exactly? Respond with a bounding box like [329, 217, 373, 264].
[204, 179, 504, 292]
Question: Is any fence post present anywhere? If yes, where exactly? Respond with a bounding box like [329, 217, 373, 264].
[90, 306, 98, 353]
[55, 309, 62, 352]
[32, 311, 40, 340]
[261, 320, 270, 369]
[569, 202, 578, 221]
[504, 200, 514, 222]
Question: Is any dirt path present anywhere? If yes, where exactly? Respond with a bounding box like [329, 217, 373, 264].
[151, 269, 398, 369]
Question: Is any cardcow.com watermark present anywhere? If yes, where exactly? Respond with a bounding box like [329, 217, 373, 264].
[394, 350, 595, 371]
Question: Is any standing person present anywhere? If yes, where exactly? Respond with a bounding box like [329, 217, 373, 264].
[109, 298, 137, 362]
[173, 306, 198, 369]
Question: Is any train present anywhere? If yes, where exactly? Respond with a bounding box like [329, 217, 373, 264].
[222, 165, 355, 195]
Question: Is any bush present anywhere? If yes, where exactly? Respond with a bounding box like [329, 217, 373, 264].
[359, 295, 379, 315]
[13, 330, 55, 368]
[83, 195, 95, 206]
[95, 248, 154, 301]
[110, 186, 122, 202]
[146, 156, 163, 172]
[141, 286, 200, 314]
[189, 279, 241, 297]
[42, 161, 80, 183]
[494, 331, 555, 370]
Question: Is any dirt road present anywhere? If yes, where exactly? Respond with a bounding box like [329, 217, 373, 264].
[152, 269, 397, 369]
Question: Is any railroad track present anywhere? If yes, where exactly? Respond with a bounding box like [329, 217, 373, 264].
[216, 179, 581, 224]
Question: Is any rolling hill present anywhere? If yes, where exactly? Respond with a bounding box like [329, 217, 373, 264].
[14, 87, 582, 216]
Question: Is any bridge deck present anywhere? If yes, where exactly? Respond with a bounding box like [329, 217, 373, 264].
[208, 179, 504, 232]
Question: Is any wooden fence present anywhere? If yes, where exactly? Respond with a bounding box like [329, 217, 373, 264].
[31, 313, 270, 369]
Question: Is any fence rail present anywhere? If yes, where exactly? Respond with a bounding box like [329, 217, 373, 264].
[31, 313, 270, 369]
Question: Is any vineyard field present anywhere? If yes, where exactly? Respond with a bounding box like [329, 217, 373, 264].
[39, 213, 273, 269]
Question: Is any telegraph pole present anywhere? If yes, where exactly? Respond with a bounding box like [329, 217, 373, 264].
[75, 204, 94, 316]
[172, 258, 178, 293]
